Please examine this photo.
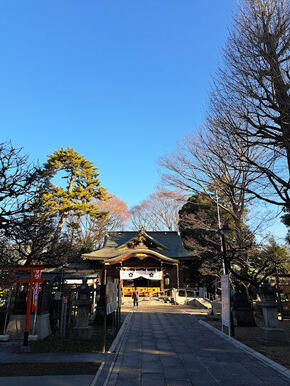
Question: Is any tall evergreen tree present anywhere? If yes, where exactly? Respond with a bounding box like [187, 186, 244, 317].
[42, 147, 108, 245]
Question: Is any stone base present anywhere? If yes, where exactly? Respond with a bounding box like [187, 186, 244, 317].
[6, 313, 51, 340]
[0, 334, 9, 341]
[72, 326, 94, 341]
[28, 334, 39, 341]
[259, 327, 288, 345]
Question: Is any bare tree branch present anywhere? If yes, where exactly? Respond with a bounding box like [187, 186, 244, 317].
[130, 189, 187, 231]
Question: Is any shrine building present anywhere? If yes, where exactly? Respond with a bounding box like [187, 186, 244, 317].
[82, 227, 192, 297]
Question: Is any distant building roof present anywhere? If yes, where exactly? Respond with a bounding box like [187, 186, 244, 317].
[82, 228, 192, 263]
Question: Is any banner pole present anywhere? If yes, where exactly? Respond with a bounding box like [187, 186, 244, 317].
[23, 270, 33, 346]
[3, 288, 13, 335]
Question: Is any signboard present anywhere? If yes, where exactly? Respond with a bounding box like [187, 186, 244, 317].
[221, 275, 231, 334]
[120, 270, 162, 281]
[106, 281, 118, 315]
[31, 269, 42, 312]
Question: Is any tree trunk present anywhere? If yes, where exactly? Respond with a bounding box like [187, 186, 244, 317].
[51, 214, 68, 250]
[266, 33, 290, 180]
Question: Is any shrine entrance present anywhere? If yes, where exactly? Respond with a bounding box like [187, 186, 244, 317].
[120, 269, 163, 297]
[133, 277, 160, 288]
[82, 228, 186, 298]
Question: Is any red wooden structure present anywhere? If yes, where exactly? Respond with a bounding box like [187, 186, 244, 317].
[4, 266, 44, 346]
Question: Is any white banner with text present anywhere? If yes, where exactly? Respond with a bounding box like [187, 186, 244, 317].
[120, 270, 162, 281]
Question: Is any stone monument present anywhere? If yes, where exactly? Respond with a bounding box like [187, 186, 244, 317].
[258, 280, 287, 345]
[232, 287, 256, 327]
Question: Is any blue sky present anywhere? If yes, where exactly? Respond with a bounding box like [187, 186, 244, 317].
[0, 1, 286, 239]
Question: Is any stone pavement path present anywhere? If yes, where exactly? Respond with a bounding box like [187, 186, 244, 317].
[104, 310, 289, 386]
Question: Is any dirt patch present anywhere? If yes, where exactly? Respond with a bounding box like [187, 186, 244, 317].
[0, 362, 100, 377]
[203, 318, 290, 369]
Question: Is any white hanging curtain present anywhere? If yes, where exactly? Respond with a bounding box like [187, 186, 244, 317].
[120, 270, 162, 280]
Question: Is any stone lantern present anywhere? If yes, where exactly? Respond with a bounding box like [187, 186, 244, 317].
[75, 279, 92, 327]
[258, 280, 286, 345]
[72, 279, 93, 340]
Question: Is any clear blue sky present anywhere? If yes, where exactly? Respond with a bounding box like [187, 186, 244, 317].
[0, 1, 286, 240]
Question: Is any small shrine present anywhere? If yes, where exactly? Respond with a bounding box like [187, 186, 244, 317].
[82, 227, 192, 297]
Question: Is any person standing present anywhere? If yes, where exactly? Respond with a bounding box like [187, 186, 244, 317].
[132, 287, 139, 307]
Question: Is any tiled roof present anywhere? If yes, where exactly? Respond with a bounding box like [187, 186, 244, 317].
[82, 230, 192, 261]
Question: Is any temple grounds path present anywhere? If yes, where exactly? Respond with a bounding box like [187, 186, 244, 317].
[96, 301, 290, 386]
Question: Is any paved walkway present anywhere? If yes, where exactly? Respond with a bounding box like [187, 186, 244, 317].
[0, 305, 289, 386]
[100, 310, 289, 386]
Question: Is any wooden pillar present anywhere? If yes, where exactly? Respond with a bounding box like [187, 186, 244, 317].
[160, 271, 164, 292]
[101, 268, 107, 353]
[24, 270, 33, 346]
[120, 279, 123, 297]
[120, 263, 123, 297]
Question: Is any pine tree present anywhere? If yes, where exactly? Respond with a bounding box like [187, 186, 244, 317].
[41, 147, 108, 244]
